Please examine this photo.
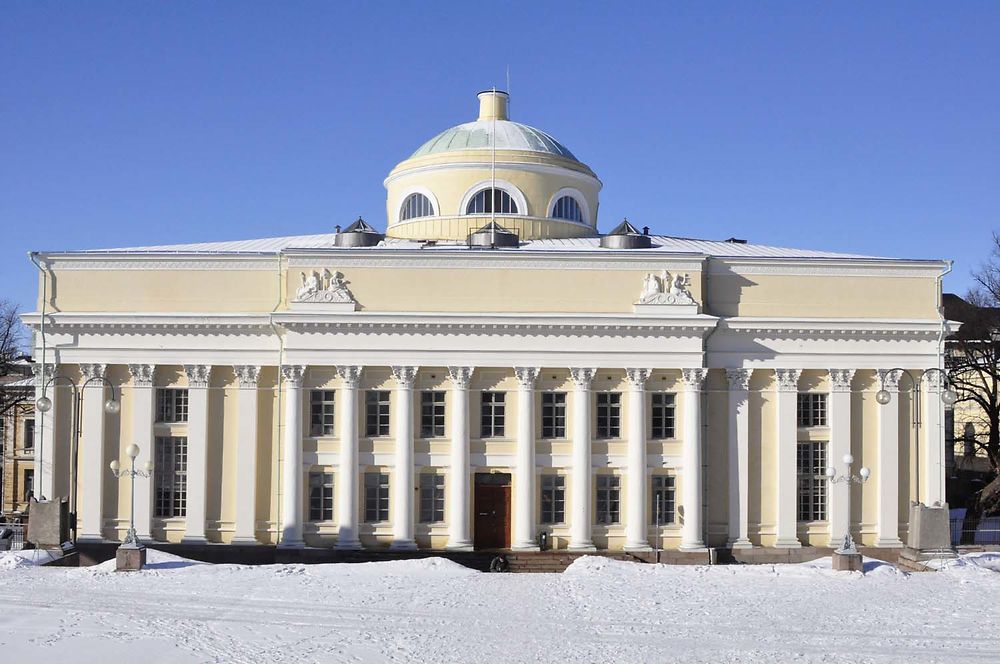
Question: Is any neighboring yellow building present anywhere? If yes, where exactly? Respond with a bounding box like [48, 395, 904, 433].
[22, 91, 955, 555]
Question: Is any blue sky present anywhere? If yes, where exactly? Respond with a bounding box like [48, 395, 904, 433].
[2, 2, 998, 314]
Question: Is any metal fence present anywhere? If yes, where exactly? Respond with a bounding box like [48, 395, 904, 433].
[951, 517, 1000, 547]
[0, 521, 26, 551]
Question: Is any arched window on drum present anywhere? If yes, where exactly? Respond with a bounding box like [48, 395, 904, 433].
[400, 193, 435, 221]
[465, 188, 518, 215]
[551, 195, 584, 223]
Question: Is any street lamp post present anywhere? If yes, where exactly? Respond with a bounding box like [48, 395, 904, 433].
[826, 453, 870, 556]
[35, 374, 120, 540]
[109, 443, 153, 571]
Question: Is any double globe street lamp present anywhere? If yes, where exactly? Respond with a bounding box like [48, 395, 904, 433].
[109, 443, 153, 550]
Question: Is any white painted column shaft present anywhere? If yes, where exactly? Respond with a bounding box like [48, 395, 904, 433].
[231, 365, 261, 544]
[182, 364, 211, 543]
[625, 368, 651, 551]
[827, 369, 855, 547]
[446, 367, 473, 550]
[726, 369, 753, 549]
[569, 368, 596, 551]
[32, 363, 57, 501]
[336, 366, 362, 549]
[279, 365, 305, 548]
[128, 364, 155, 541]
[922, 373, 946, 506]
[680, 368, 708, 551]
[774, 369, 802, 548]
[876, 369, 902, 547]
[513, 367, 540, 550]
[78, 363, 108, 540]
[391, 366, 418, 550]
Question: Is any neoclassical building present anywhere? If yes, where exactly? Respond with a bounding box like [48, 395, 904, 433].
[24, 91, 953, 554]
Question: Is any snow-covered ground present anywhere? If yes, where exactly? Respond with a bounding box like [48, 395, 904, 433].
[1, 549, 998, 663]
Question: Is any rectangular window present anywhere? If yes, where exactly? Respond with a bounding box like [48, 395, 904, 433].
[23, 418, 35, 450]
[420, 391, 446, 438]
[481, 392, 505, 438]
[596, 475, 621, 524]
[541, 392, 566, 439]
[797, 441, 827, 522]
[23, 469, 34, 501]
[154, 436, 188, 518]
[309, 390, 336, 437]
[365, 391, 391, 437]
[156, 388, 189, 423]
[309, 472, 334, 521]
[364, 472, 390, 522]
[651, 475, 676, 524]
[797, 393, 827, 427]
[540, 474, 565, 524]
[650, 393, 676, 439]
[419, 472, 445, 523]
[596, 392, 621, 439]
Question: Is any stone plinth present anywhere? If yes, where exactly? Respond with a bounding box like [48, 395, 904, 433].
[832, 551, 863, 572]
[27, 499, 70, 549]
[116, 545, 147, 572]
[907, 502, 955, 554]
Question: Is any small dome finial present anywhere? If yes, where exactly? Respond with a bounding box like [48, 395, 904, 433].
[477, 90, 509, 121]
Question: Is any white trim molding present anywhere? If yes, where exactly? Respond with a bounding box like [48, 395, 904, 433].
[393, 185, 440, 225]
[457, 178, 530, 217]
[546, 187, 592, 228]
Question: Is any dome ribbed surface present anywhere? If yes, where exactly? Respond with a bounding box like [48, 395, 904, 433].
[410, 120, 578, 161]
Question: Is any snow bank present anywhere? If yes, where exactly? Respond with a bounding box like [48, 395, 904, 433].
[928, 551, 1000, 574]
[309, 556, 479, 578]
[82, 548, 207, 574]
[0, 549, 57, 570]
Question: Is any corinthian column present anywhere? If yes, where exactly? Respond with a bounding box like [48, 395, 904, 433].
[231, 365, 261, 544]
[568, 367, 597, 551]
[78, 363, 108, 541]
[182, 364, 212, 543]
[922, 371, 946, 506]
[827, 369, 855, 548]
[624, 368, 651, 551]
[726, 368, 753, 549]
[774, 368, 802, 548]
[390, 365, 419, 550]
[335, 365, 363, 549]
[446, 367, 474, 550]
[31, 363, 57, 501]
[279, 365, 306, 548]
[875, 369, 902, 547]
[513, 367, 540, 550]
[680, 368, 708, 551]
[128, 364, 155, 541]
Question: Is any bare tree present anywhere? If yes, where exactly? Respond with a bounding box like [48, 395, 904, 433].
[0, 298, 30, 417]
[948, 232, 1000, 514]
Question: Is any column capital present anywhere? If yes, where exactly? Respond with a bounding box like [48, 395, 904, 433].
[391, 365, 419, 388]
[828, 369, 856, 393]
[233, 365, 261, 388]
[774, 368, 802, 393]
[336, 365, 363, 388]
[80, 363, 107, 381]
[514, 367, 540, 389]
[681, 368, 709, 389]
[32, 363, 57, 382]
[447, 366, 474, 389]
[725, 368, 752, 391]
[625, 368, 652, 388]
[280, 365, 306, 387]
[569, 367, 597, 389]
[128, 363, 155, 388]
[921, 370, 945, 389]
[877, 368, 902, 392]
[184, 364, 213, 388]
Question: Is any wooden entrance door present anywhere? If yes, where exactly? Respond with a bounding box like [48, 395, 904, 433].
[474, 481, 511, 550]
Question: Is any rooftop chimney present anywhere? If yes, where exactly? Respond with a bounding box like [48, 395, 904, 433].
[477, 90, 510, 121]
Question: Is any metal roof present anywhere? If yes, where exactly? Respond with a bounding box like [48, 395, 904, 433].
[409, 120, 578, 161]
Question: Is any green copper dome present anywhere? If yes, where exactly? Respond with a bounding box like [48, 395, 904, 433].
[410, 119, 579, 161]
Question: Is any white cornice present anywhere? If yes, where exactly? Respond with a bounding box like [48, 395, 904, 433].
[284, 251, 707, 271]
[36, 255, 277, 271]
[720, 317, 943, 340]
[708, 257, 948, 278]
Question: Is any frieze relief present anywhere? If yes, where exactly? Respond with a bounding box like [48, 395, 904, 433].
[634, 270, 700, 314]
[290, 268, 358, 311]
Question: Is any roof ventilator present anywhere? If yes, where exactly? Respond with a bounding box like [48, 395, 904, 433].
[335, 217, 385, 248]
[467, 221, 520, 249]
[600, 219, 652, 249]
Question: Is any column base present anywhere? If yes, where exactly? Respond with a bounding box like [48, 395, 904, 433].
[727, 538, 754, 550]
[624, 543, 653, 552]
[874, 537, 903, 548]
[76, 534, 107, 544]
[277, 539, 305, 549]
[568, 542, 597, 552]
[230, 537, 261, 546]
[512, 543, 540, 552]
[679, 543, 708, 552]
[445, 541, 474, 551]
[773, 538, 802, 549]
[181, 536, 209, 545]
[334, 538, 362, 550]
[390, 540, 417, 551]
